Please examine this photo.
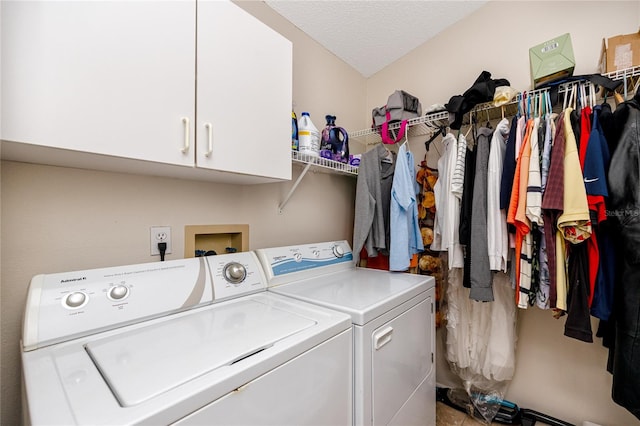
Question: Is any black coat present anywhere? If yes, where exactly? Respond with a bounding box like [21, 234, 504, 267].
[607, 97, 640, 420]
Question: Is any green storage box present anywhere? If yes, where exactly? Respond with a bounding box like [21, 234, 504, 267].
[529, 33, 575, 88]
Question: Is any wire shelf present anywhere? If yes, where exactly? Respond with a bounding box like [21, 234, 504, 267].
[349, 65, 640, 148]
[604, 64, 640, 80]
[349, 110, 450, 145]
[291, 151, 358, 176]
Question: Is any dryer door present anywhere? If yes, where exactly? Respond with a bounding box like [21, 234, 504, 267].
[371, 294, 434, 425]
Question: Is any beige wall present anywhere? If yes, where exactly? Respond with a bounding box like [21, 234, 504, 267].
[367, 1, 639, 424]
[3, 1, 640, 425]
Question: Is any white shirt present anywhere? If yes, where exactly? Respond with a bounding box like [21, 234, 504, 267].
[432, 133, 464, 268]
[487, 118, 510, 272]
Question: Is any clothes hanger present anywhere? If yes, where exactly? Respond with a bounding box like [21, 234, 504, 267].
[546, 91, 552, 118]
[537, 92, 543, 117]
[463, 112, 473, 139]
[633, 75, 640, 98]
[566, 84, 576, 111]
[517, 92, 523, 118]
[382, 145, 394, 163]
[580, 83, 587, 111]
[401, 132, 410, 152]
[485, 109, 492, 129]
[424, 125, 446, 152]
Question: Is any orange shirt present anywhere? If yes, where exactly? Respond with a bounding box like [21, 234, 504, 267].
[507, 119, 534, 304]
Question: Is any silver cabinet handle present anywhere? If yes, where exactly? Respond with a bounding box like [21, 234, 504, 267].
[204, 123, 213, 157]
[181, 117, 190, 154]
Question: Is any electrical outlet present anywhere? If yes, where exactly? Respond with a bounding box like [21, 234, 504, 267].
[150, 226, 172, 256]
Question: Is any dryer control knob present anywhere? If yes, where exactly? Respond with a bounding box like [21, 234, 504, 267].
[108, 285, 129, 300]
[224, 262, 247, 284]
[332, 245, 345, 258]
[65, 292, 87, 308]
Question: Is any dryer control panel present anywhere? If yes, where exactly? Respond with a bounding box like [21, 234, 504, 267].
[22, 252, 267, 351]
[256, 240, 354, 287]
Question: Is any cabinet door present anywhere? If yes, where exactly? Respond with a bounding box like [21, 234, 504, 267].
[196, 1, 292, 180]
[2, 1, 196, 166]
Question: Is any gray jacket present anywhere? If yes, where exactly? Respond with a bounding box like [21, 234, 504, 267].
[353, 144, 396, 263]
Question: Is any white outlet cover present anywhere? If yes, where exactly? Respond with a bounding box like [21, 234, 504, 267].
[150, 226, 172, 256]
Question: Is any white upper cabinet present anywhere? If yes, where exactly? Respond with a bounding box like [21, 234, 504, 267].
[196, 1, 292, 180]
[2, 1, 197, 166]
[1, 0, 292, 183]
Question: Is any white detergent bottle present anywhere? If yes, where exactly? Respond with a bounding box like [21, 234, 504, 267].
[297, 112, 320, 157]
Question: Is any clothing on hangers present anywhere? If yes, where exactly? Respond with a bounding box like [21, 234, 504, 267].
[536, 113, 556, 310]
[469, 126, 495, 302]
[487, 118, 511, 273]
[353, 143, 396, 265]
[499, 116, 519, 210]
[432, 133, 465, 269]
[507, 118, 535, 308]
[389, 142, 424, 271]
[451, 131, 469, 199]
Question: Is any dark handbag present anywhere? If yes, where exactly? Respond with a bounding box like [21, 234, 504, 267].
[372, 90, 422, 144]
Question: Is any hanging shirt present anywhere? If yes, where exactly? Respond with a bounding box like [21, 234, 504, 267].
[541, 116, 566, 310]
[508, 119, 534, 308]
[537, 113, 556, 309]
[487, 118, 511, 272]
[459, 137, 476, 289]
[470, 127, 494, 302]
[557, 108, 592, 244]
[541, 114, 556, 193]
[526, 117, 543, 228]
[390, 143, 424, 271]
[353, 144, 396, 264]
[564, 242, 593, 342]
[576, 106, 600, 309]
[586, 105, 615, 321]
[500, 116, 519, 210]
[451, 132, 468, 199]
[500, 116, 525, 211]
[432, 133, 464, 268]
[556, 108, 592, 311]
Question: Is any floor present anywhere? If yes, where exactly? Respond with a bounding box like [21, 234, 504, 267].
[436, 401, 500, 425]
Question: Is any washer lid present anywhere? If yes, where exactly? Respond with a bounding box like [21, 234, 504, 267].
[269, 268, 434, 325]
[85, 298, 315, 407]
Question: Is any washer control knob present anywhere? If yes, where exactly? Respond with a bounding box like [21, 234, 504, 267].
[224, 262, 246, 284]
[333, 245, 345, 258]
[109, 285, 129, 300]
[65, 292, 87, 308]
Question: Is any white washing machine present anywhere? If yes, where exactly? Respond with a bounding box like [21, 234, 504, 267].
[256, 241, 436, 426]
[21, 251, 353, 425]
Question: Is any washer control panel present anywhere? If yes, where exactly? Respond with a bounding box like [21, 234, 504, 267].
[23, 252, 267, 351]
[255, 240, 354, 287]
[208, 254, 266, 301]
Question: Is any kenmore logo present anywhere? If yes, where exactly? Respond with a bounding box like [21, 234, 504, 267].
[61, 277, 86, 283]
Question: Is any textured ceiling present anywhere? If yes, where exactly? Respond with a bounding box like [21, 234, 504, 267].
[265, 0, 488, 77]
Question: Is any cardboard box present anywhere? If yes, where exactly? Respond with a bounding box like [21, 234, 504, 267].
[529, 33, 575, 88]
[599, 30, 640, 74]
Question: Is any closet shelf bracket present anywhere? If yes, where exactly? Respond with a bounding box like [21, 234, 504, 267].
[278, 161, 313, 214]
[278, 150, 358, 214]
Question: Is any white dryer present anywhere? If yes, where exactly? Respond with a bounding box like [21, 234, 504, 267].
[256, 241, 436, 426]
[21, 251, 353, 425]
